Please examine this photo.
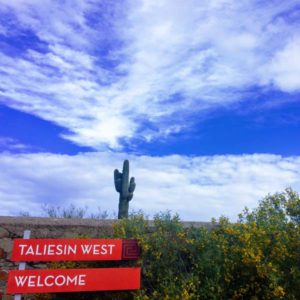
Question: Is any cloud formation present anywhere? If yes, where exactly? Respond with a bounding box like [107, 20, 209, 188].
[1, 152, 299, 221]
[0, 137, 30, 152]
[0, 0, 299, 149]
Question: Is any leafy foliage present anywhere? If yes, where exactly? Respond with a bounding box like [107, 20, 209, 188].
[36, 189, 300, 299]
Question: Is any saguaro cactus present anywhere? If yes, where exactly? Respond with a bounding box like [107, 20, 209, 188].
[114, 160, 136, 219]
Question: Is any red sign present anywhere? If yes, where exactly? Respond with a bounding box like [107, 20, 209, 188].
[11, 239, 140, 261]
[7, 268, 141, 294]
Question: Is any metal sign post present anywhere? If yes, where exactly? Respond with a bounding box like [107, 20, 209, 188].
[14, 230, 31, 300]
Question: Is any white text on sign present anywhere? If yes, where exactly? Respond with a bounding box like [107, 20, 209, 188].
[18, 243, 115, 256]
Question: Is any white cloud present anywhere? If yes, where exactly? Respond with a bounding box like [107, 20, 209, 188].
[0, 0, 299, 149]
[267, 36, 300, 92]
[0, 137, 33, 152]
[0, 152, 299, 221]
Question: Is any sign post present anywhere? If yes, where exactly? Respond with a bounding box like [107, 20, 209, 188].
[14, 230, 31, 300]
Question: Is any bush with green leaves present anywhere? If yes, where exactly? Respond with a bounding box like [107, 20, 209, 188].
[115, 189, 300, 299]
[36, 189, 300, 299]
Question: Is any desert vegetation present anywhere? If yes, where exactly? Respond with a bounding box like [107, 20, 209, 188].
[34, 188, 300, 299]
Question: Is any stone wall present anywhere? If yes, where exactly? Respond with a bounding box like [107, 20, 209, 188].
[0, 216, 214, 299]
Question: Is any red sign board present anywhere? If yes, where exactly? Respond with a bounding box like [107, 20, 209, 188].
[12, 239, 140, 261]
[7, 268, 141, 294]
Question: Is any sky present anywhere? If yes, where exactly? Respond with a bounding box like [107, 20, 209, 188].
[0, 0, 299, 221]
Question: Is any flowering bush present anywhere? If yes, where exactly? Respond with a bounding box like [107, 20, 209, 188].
[113, 188, 300, 299]
[38, 188, 300, 299]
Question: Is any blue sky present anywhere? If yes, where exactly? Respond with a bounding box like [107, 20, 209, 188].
[0, 0, 299, 220]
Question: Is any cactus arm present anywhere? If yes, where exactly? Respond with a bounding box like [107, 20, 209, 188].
[127, 177, 136, 202]
[114, 169, 122, 192]
[128, 177, 136, 193]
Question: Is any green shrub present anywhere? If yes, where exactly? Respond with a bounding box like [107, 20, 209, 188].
[113, 189, 300, 299]
[36, 189, 300, 299]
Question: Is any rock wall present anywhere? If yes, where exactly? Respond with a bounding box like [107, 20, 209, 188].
[0, 216, 214, 299]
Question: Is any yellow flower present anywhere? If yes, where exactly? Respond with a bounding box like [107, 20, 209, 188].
[273, 286, 285, 298]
